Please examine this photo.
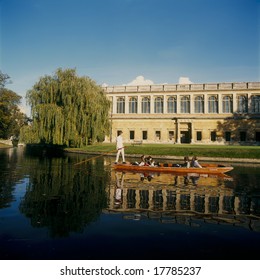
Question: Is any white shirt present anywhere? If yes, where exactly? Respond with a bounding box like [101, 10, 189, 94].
[116, 135, 124, 149]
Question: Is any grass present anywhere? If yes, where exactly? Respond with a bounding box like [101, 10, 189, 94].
[66, 143, 260, 159]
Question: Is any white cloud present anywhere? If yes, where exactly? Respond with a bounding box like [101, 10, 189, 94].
[126, 75, 154, 86]
[102, 75, 193, 87]
[178, 76, 193, 84]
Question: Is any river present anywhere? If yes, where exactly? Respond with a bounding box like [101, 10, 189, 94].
[0, 146, 260, 260]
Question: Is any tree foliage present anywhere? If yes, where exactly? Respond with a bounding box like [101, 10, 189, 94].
[0, 71, 28, 139]
[20, 68, 111, 147]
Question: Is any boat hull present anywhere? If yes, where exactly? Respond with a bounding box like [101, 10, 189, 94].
[113, 163, 233, 174]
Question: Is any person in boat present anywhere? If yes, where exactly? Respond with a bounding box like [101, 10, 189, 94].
[132, 155, 147, 166]
[183, 156, 190, 168]
[191, 156, 202, 168]
[139, 155, 148, 166]
[115, 131, 126, 164]
[146, 155, 156, 166]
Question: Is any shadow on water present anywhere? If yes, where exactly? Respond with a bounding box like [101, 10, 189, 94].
[0, 146, 260, 260]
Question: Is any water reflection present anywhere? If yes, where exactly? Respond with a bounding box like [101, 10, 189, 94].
[107, 171, 260, 232]
[0, 147, 110, 237]
[1, 147, 260, 260]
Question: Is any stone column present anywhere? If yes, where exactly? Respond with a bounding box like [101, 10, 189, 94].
[218, 94, 222, 114]
[163, 95, 167, 114]
[232, 93, 237, 113]
[190, 122, 194, 143]
[112, 96, 117, 114]
[190, 94, 194, 114]
[204, 93, 208, 114]
[175, 119, 180, 143]
[150, 95, 154, 114]
[137, 95, 142, 114]
[176, 94, 180, 114]
[248, 93, 252, 113]
[125, 95, 129, 114]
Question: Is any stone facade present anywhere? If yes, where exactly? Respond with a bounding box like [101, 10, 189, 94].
[103, 82, 260, 145]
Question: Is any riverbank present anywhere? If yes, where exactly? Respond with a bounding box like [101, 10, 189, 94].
[0, 143, 12, 148]
[64, 143, 260, 164]
[1, 143, 260, 163]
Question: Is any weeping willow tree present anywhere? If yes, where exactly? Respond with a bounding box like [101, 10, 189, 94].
[20, 68, 111, 147]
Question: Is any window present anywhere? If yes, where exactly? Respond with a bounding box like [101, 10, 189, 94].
[251, 95, 260, 113]
[129, 130, 135, 140]
[237, 95, 248, 113]
[168, 131, 174, 140]
[194, 96, 204, 113]
[225, 131, 231, 141]
[155, 131, 161, 140]
[141, 97, 150, 113]
[211, 131, 216, 141]
[208, 96, 218, 113]
[116, 97, 125, 113]
[154, 97, 163, 113]
[222, 96, 233, 113]
[129, 97, 137, 114]
[167, 96, 177, 113]
[180, 96, 190, 113]
[196, 131, 202, 141]
[142, 130, 148, 140]
[240, 131, 246, 141]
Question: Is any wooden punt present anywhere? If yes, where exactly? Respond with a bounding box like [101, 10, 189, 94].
[113, 162, 233, 174]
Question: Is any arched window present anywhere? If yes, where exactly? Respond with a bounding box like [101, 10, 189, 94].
[222, 96, 233, 113]
[208, 96, 218, 113]
[251, 95, 260, 113]
[167, 96, 177, 113]
[237, 95, 248, 113]
[129, 97, 137, 113]
[154, 97, 163, 113]
[194, 96, 204, 113]
[180, 96, 190, 113]
[141, 97, 150, 113]
[116, 97, 125, 113]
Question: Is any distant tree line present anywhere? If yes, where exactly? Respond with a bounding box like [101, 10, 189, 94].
[0, 71, 28, 139]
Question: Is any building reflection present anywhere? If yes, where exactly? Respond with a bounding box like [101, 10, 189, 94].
[105, 171, 260, 231]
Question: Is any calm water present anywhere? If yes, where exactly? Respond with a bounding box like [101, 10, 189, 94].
[0, 146, 260, 260]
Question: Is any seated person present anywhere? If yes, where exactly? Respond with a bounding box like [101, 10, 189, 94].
[191, 156, 202, 168]
[183, 156, 190, 168]
[146, 155, 156, 166]
[139, 155, 148, 166]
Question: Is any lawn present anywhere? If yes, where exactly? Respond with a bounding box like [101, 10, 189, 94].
[66, 143, 260, 159]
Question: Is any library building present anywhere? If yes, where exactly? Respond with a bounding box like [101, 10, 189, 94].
[103, 81, 260, 145]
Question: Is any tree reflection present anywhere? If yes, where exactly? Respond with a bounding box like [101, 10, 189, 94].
[0, 148, 25, 208]
[19, 155, 110, 237]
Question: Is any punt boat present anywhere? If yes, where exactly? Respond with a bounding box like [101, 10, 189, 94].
[113, 162, 233, 174]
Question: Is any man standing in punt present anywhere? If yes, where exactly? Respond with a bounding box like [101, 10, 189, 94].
[115, 130, 126, 164]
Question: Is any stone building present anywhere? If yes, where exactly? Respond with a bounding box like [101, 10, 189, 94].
[103, 81, 260, 145]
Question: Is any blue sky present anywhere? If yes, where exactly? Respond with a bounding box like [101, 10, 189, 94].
[1, 0, 259, 115]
